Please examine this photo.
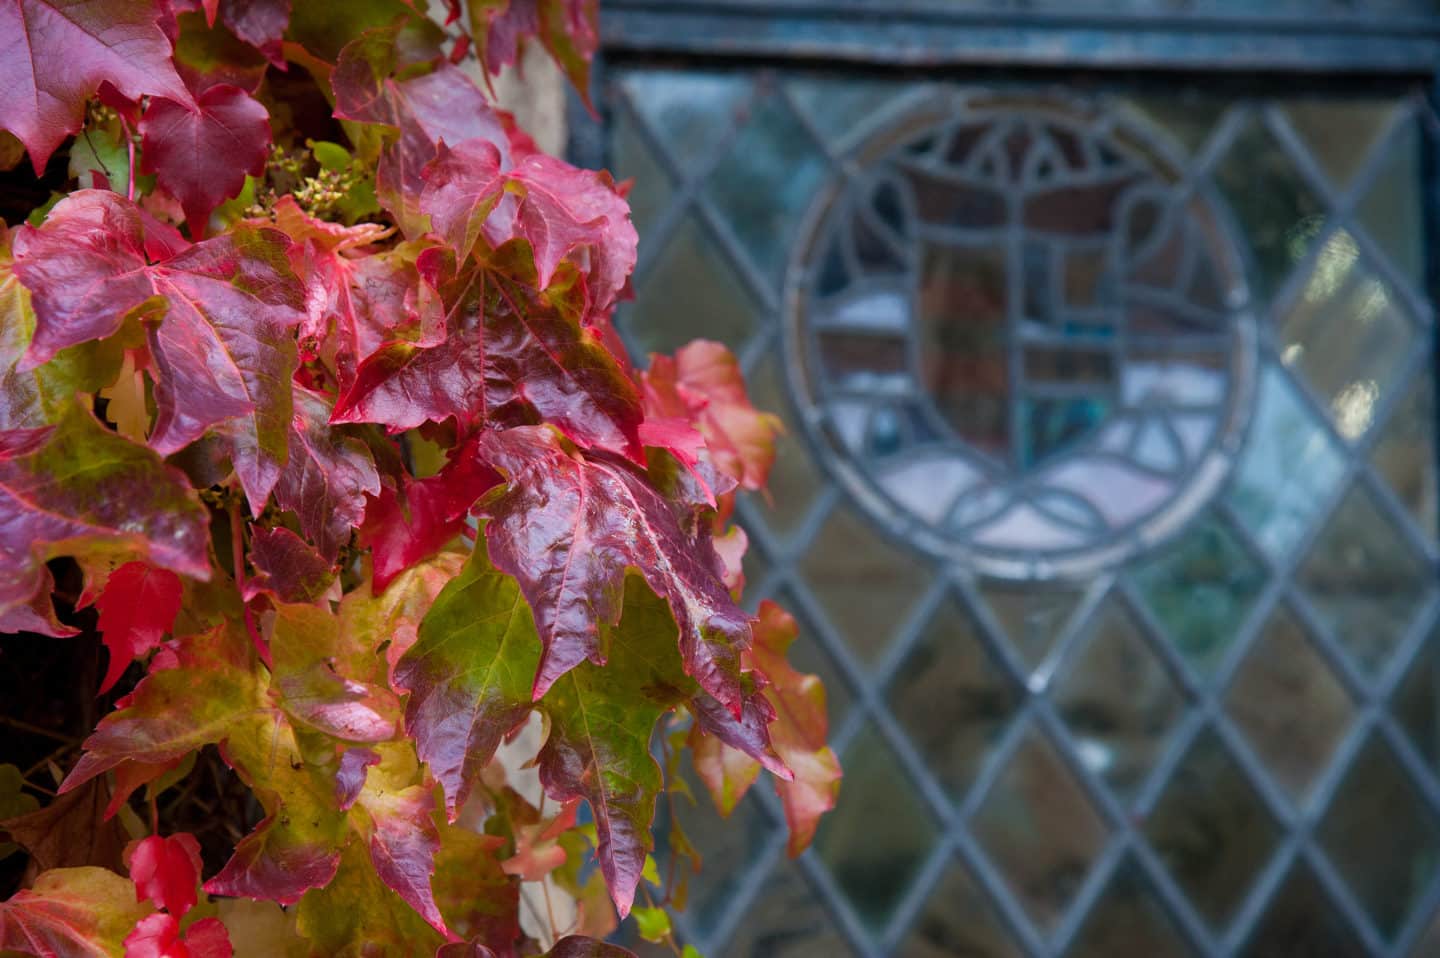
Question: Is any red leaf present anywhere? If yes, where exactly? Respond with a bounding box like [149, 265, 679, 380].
[139, 84, 271, 236]
[13, 191, 306, 514]
[182, 917, 234, 958]
[244, 526, 335, 604]
[421, 139, 637, 320]
[0, 0, 193, 173]
[477, 427, 750, 714]
[94, 562, 184, 694]
[203, 809, 342, 906]
[273, 388, 381, 561]
[470, 0, 599, 105]
[359, 442, 497, 592]
[641, 340, 782, 492]
[332, 30, 510, 238]
[122, 911, 183, 958]
[123, 911, 234, 958]
[128, 832, 203, 917]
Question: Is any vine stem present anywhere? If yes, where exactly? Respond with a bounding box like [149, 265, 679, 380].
[230, 499, 270, 668]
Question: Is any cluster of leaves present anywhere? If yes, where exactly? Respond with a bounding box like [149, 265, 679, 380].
[0, 1, 841, 956]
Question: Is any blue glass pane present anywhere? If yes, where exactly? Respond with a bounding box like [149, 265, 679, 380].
[1133, 514, 1267, 676]
[1226, 365, 1346, 562]
[704, 92, 829, 290]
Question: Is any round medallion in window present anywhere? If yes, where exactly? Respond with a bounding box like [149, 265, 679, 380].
[783, 94, 1257, 578]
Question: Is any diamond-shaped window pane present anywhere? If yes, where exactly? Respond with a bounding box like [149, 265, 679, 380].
[654, 788, 776, 938]
[1281, 98, 1402, 193]
[971, 728, 1110, 935]
[1225, 606, 1355, 807]
[1279, 231, 1415, 442]
[1238, 863, 1368, 958]
[1226, 365, 1346, 562]
[703, 91, 830, 290]
[621, 212, 763, 359]
[897, 859, 1024, 958]
[610, 106, 675, 249]
[1298, 482, 1431, 677]
[620, 70, 751, 178]
[1211, 113, 1327, 299]
[1144, 730, 1281, 933]
[887, 596, 1023, 801]
[813, 726, 940, 934]
[1372, 373, 1439, 542]
[1132, 513, 1267, 677]
[1065, 857, 1194, 958]
[1320, 735, 1440, 940]
[1356, 113, 1423, 287]
[1054, 599, 1187, 799]
[979, 581, 1084, 676]
[723, 860, 859, 958]
[1394, 626, 1440, 768]
[800, 502, 932, 663]
[746, 356, 831, 541]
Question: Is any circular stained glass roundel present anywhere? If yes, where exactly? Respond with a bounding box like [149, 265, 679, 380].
[783, 95, 1258, 578]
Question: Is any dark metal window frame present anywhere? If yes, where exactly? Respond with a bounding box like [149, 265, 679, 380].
[580, 6, 1440, 956]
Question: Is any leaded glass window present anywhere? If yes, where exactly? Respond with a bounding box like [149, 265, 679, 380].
[595, 6, 1440, 955]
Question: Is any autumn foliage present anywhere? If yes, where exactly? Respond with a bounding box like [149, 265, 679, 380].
[0, 1, 840, 955]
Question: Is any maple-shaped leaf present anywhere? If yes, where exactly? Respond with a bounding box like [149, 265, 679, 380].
[641, 340, 782, 492]
[0, 401, 210, 627]
[244, 526, 336, 605]
[62, 622, 269, 789]
[467, 0, 599, 104]
[692, 601, 840, 856]
[125, 912, 234, 958]
[128, 832, 203, 917]
[0, 0, 192, 173]
[217, 0, 288, 65]
[334, 260, 644, 463]
[533, 577, 781, 918]
[13, 191, 307, 513]
[332, 28, 509, 237]
[62, 627, 345, 907]
[421, 139, 637, 318]
[395, 539, 543, 819]
[139, 84, 271, 236]
[273, 388, 381, 561]
[94, 562, 184, 694]
[476, 426, 750, 713]
[0, 866, 152, 957]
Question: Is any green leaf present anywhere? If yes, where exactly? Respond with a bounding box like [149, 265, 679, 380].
[0, 765, 39, 861]
[395, 538, 543, 818]
[295, 841, 444, 958]
[631, 905, 670, 943]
